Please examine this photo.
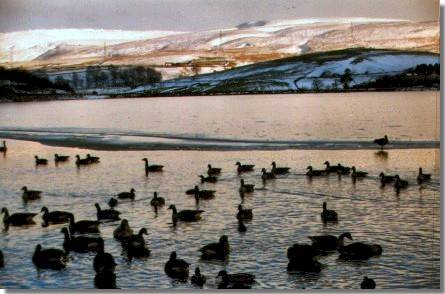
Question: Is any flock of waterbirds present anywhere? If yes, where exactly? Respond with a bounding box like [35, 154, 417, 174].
[0, 135, 434, 289]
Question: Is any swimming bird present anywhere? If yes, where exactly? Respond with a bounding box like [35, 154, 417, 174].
[199, 235, 230, 260]
[361, 276, 376, 289]
[236, 204, 253, 220]
[117, 188, 135, 200]
[373, 135, 389, 150]
[308, 232, 353, 251]
[95, 203, 121, 221]
[338, 242, 383, 260]
[1, 207, 36, 226]
[239, 179, 254, 193]
[351, 166, 368, 178]
[321, 202, 338, 223]
[21, 186, 42, 201]
[108, 197, 118, 208]
[324, 161, 342, 173]
[216, 270, 255, 289]
[94, 271, 117, 289]
[207, 164, 222, 175]
[306, 166, 326, 177]
[69, 216, 100, 234]
[417, 167, 431, 184]
[0, 250, 3, 267]
[54, 154, 69, 163]
[122, 228, 150, 260]
[271, 161, 290, 174]
[287, 257, 322, 273]
[35, 155, 48, 165]
[261, 168, 276, 180]
[168, 205, 204, 224]
[61, 227, 104, 253]
[86, 154, 100, 163]
[192, 186, 216, 199]
[199, 175, 218, 183]
[164, 251, 189, 280]
[75, 155, 90, 165]
[191, 267, 206, 287]
[32, 244, 68, 270]
[0, 141, 6, 153]
[142, 158, 163, 174]
[379, 172, 396, 185]
[236, 161, 255, 173]
[150, 192, 165, 207]
[238, 218, 247, 232]
[394, 175, 409, 191]
[93, 243, 117, 274]
[286, 243, 323, 272]
[113, 219, 133, 241]
[41, 206, 74, 227]
[287, 244, 321, 261]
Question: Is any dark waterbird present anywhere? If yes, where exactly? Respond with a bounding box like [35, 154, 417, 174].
[261, 168, 276, 180]
[54, 154, 69, 163]
[236, 204, 253, 220]
[379, 172, 396, 185]
[339, 242, 383, 260]
[142, 158, 163, 174]
[0, 141, 6, 153]
[309, 232, 353, 251]
[113, 219, 133, 241]
[1, 207, 36, 226]
[321, 202, 338, 223]
[21, 186, 42, 202]
[191, 267, 206, 287]
[217, 270, 255, 289]
[150, 192, 165, 207]
[199, 235, 230, 260]
[351, 166, 368, 178]
[93, 243, 116, 274]
[0, 250, 3, 268]
[373, 135, 389, 150]
[168, 204, 204, 224]
[192, 186, 216, 200]
[239, 179, 254, 193]
[238, 218, 247, 232]
[324, 161, 342, 173]
[122, 228, 150, 260]
[61, 227, 104, 253]
[394, 175, 409, 191]
[75, 155, 90, 165]
[286, 243, 322, 272]
[207, 164, 222, 175]
[69, 216, 100, 234]
[164, 251, 189, 280]
[417, 167, 431, 184]
[117, 188, 135, 200]
[41, 206, 73, 227]
[86, 154, 100, 163]
[271, 161, 290, 174]
[34, 155, 48, 165]
[287, 244, 321, 261]
[236, 161, 255, 173]
[32, 244, 68, 270]
[108, 197, 118, 208]
[95, 203, 121, 221]
[199, 175, 218, 183]
[306, 166, 326, 177]
[94, 271, 117, 289]
[361, 276, 376, 289]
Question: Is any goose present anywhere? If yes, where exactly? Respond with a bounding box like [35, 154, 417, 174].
[164, 251, 189, 280]
[61, 227, 104, 253]
[199, 175, 217, 183]
[41, 206, 74, 227]
[336, 164, 351, 174]
[238, 218, 247, 232]
[95, 203, 121, 221]
[117, 188, 135, 200]
[75, 155, 90, 165]
[113, 219, 133, 241]
[236, 204, 253, 220]
[235, 161, 255, 173]
[35, 155, 48, 165]
[191, 267, 206, 287]
[287, 257, 322, 273]
[308, 232, 353, 251]
[261, 168, 275, 180]
[351, 166, 368, 178]
[32, 244, 68, 270]
[271, 161, 290, 174]
[0, 141, 6, 152]
[306, 166, 325, 177]
[185, 186, 198, 195]
[417, 167, 431, 183]
[394, 175, 408, 191]
[287, 244, 321, 261]
[338, 242, 383, 260]
[0, 250, 3, 268]
[86, 154, 100, 163]
[142, 158, 163, 173]
[324, 161, 342, 173]
[108, 197, 118, 209]
[150, 192, 165, 207]
[122, 228, 150, 260]
[193, 186, 216, 200]
[199, 235, 230, 260]
[361, 276, 376, 289]
[54, 154, 69, 162]
[216, 270, 255, 289]
[379, 172, 396, 185]
[168, 205, 204, 224]
[69, 216, 100, 234]
[21, 186, 42, 201]
[93, 243, 117, 274]
[1, 207, 36, 226]
[94, 271, 117, 289]
[239, 179, 254, 193]
[321, 202, 338, 223]
[373, 135, 388, 150]
[207, 164, 221, 175]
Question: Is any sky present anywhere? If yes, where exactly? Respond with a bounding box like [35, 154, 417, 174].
[0, 0, 439, 33]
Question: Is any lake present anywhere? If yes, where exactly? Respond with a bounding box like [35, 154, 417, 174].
[0, 91, 440, 289]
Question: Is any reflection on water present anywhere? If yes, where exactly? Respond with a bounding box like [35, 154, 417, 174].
[0, 140, 440, 289]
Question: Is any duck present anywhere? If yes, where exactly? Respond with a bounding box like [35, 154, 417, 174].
[122, 228, 150, 260]
[361, 276, 376, 289]
[86, 154, 100, 163]
[207, 164, 222, 175]
[394, 175, 409, 191]
[164, 251, 189, 280]
[0, 141, 6, 152]
[235, 161, 255, 173]
[142, 158, 163, 173]
[1, 207, 36, 226]
[191, 267, 206, 287]
[287, 243, 321, 261]
[261, 168, 275, 180]
[308, 232, 353, 251]
[236, 204, 253, 220]
[192, 186, 216, 200]
[113, 219, 133, 241]
[417, 167, 431, 184]
[54, 154, 69, 163]
[287, 258, 322, 273]
[373, 135, 389, 150]
[21, 186, 42, 201]
[324, 161, 342, 173]
[61, 227, 104, 253]
[35, 155, 48, 165]
[168, 205, 204, 224]
[321, 202, 338, 223]
[238, 218, 247, 232]
[199, 175, 218, 183]
[108, 197, 118, 208]
[94, 271, 117, 289]
[95, 203, 121, 221]
[306, 166, 326, 177]
[239, 179, 254, 193]
[336, 164, 351, 174]
[351, 166, 368, 178]
[199, 235, 230, 260]
[150, 192, 165, 207]
[117, 188, 135, 200]
[32, 244, 68, 270]
[41, 206, 74, 227]
[0, 250, 3, 268]
[69, 216, 100, 234]
[271, 161, 290, 174]
[75, 155, 90, 165]
[379, 172, 396, 185]
[216, 270, 255, 289]
[338, 242, 383, 260]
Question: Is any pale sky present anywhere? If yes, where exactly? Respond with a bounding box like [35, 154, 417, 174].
[0, 0, 439, 33]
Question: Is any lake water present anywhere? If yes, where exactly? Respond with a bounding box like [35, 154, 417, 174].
[0, 92, 440, 289]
